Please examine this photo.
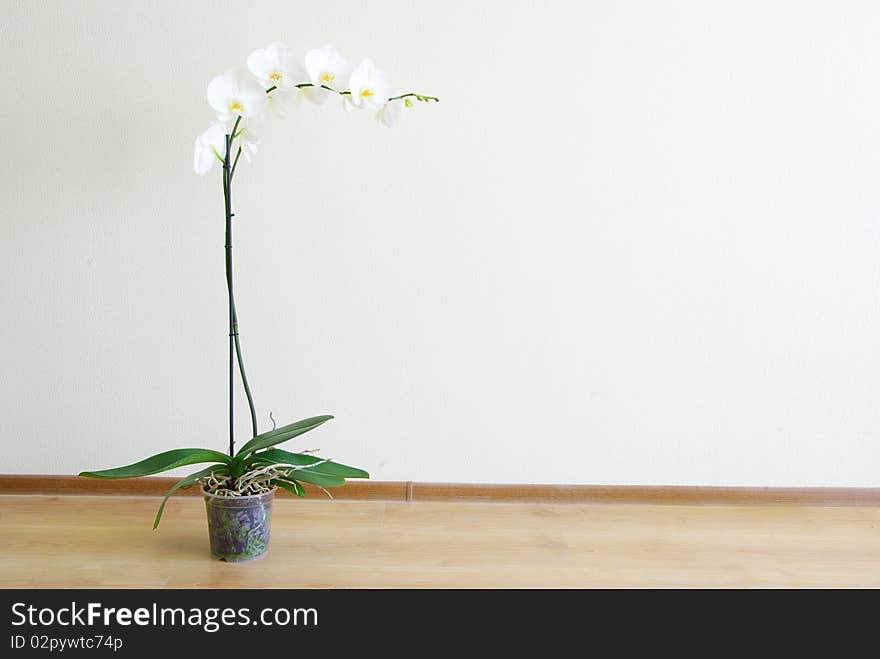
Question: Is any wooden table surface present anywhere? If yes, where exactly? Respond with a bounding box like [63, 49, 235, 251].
[2, 495, 878, 588]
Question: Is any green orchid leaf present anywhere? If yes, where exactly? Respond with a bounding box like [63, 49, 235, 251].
[229, 456, 247, 480]
[275, 468, 345, 489]
[235, 415, 334, 458]
[153, 464, 227, 529]
[79, 448, 232, 479]
[257, 448, 368, 479]
[274, 478, 306, 497]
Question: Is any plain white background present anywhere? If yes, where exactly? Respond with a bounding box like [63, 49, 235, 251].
[1, 1, 879, 485]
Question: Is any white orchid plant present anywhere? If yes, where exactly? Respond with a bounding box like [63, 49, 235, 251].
[194, 42, 438, 175]
[81, 42, 438, 527]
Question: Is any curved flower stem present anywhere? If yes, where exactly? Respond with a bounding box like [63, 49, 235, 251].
[231, 298, 258, 440]
[229, 147, 242, 180]
[386, 92, 440, 103]
[223, 136, 235, 456]
[223, 117, 259, 457]
[266, 82, 439, 103]
[219, 78, 440, 456]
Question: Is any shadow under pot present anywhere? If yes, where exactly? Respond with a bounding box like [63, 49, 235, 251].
[202, 488, 275, 562]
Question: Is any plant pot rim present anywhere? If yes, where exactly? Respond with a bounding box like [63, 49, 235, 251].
[201, 486, 277, 501]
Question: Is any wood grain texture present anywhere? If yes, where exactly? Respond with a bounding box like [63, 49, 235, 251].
[2, 495, 879, 588]
[2, 475, 879, 506]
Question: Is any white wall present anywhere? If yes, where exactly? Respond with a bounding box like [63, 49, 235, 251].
[2, 0, 879, 485]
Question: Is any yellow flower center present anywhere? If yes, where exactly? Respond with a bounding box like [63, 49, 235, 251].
[360, 89, 374, 99]
[320, 72, 335, 83]
[269, 71, 283, 82]
[229, 101, 244, 114]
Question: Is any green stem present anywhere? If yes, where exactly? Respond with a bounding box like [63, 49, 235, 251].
[232, 301, 258, 439]
[293, 82, 343, 92]
[217, 77, 440, 454]
[267, 83, 438, 103]
[223, 136, 235, 457]
[387, 92, 440, 102]
[223, 117, 259, 454]
[230, 147, 242, 180]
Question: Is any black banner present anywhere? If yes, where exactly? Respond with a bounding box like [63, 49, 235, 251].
[0, 588, 868, 654]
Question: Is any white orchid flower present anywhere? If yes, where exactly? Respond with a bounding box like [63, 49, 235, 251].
[193, 117, 261, 175]
[348, 59, 391, 111]
[264, 88, 303, 118]
[303, 44, 350, 104]
[235, 118, 261, 161]
[247, 42, 306, 90]
[207, 69, 267, 122]
[304, 43, 350, 89]
[376, 92, 415, 127]
[193, 122, 227, 175]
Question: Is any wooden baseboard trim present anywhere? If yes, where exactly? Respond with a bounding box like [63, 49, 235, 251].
[0, 475, 406, 501]
[1, 475, 879, 506]
[411, 483, 880, 506]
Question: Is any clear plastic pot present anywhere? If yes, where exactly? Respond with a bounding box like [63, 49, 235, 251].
[202, 488, 275, 562]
